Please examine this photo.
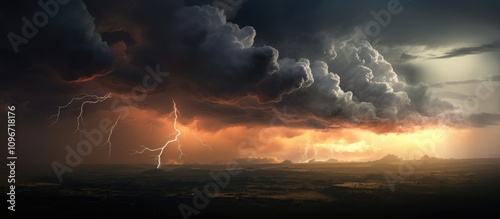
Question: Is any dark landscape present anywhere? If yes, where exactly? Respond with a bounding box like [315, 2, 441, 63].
[6, 158, 500, 217]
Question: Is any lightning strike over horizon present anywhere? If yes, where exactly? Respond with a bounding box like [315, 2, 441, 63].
[194, 134, 213, 151]
[148, 122, 154, 134]
[300, 133, 311, 163]
[74, 94, 112, 134]
[48, 93, 113, 132]
[330, 145, 334, 159]
[131, 100, 183, 168]
[103, 110, 124, 159]
[48, 94, 97, 126]
[313, 143, 318, 160]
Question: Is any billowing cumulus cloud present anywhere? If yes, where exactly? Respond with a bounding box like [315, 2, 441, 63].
[0, 0, 477, 133]
[256, 58, 314, 102]
[1, 0, 498, 165]
[84, 0, 464, 132]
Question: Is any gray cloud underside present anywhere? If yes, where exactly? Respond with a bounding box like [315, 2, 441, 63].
[2, 0, 493, 130]
[431, 75, 500, 88]
[468, 113, 500, 127]
[432, 42, 500, 59]
[86, 0, 463, 130]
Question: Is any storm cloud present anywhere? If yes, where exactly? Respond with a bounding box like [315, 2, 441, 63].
[0, 0, 491, 133]
[432, 42, 500, 59]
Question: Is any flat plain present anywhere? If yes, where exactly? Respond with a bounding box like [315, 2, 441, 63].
[5, 158, 500, 217]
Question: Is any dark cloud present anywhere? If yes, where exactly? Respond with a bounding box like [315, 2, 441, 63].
[88, 0, 286, 100]
[0, 0, 113, 82]
[373, 0, 500, 47]
[393, 63, 426, 85]
[225, 0, 500, 50]
[432, 42, 500, 59]
[1, 0, 493, 134]
[430, 91, 472, 100]
[400, 52, 419, 62]
[0, 0, 114, 119]
[1, 0, 498, 166]
[431, 75, 500, 88]
[468, 113, 500, 127]
[85, 0, 381, 127]
[100, 31, 136, 47]
[256, 58, 314, 102]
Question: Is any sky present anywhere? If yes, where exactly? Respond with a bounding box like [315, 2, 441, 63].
[1, 0, 499, 166]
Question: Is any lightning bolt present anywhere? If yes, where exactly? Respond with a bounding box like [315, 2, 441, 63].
[48, 94, 97, 126]
[300, 133, 311, 162]
[148, 122, 154, 134]
[313, 143, 318, 160]
[132, 100, 183, 168]
[330, 145, 334, 159]
[300, 145, 308, 163]
[176, 139, 188, 161]
[194, 134, 213, 151]
[103, 110, 124, 159]
[74, 94, 112, 134]
[48, 93, 112, 133]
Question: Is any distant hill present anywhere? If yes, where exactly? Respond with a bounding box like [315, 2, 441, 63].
[371, 154, 403, 164]
[235, 157, 280, 164]
[281, 160, 293, 164]
[421, 155, 431, 160]
[370, 154, 442, 164]
[325, 159, 339, 163]
[419, 154, 441, 163]
[305, 158, 339, 164]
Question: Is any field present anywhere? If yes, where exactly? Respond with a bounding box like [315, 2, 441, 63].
[5, 158, 500, 217]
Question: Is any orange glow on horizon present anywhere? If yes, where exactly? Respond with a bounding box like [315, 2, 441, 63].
[89, 106, 458, 165]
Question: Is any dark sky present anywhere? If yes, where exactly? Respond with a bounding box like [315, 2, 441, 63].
[1, 0, 499, 167]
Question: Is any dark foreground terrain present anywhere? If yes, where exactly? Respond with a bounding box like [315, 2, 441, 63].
[4, 158, 500, 217]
